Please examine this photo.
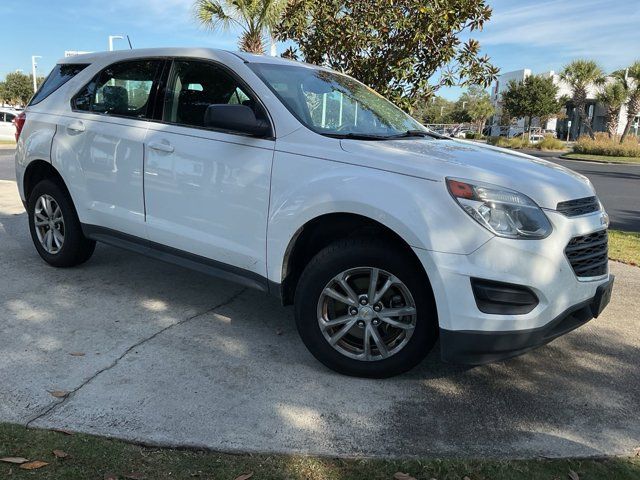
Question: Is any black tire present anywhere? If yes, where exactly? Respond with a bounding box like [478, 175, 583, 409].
[294, 238, 438, 378]
[27, 179, 96, 267]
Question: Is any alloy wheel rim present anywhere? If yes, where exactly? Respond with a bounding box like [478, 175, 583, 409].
[34, 194, 65, 254]
[317, 267, 417, 361]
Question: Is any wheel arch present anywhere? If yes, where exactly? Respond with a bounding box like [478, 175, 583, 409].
[277, 212, 433, 306]
[23, 159, 69, 202]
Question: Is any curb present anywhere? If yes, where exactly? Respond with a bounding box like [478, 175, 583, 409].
[560, 154, 640, 166]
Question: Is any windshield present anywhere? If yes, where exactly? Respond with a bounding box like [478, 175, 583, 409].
[248, 63, 427, 139]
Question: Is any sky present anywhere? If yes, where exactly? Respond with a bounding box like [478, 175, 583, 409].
[1, 0, 639, 100]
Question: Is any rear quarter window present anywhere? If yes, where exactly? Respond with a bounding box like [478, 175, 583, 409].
[29, 63, 89, 106]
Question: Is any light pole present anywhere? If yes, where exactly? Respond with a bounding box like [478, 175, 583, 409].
[109, 35, 124, 51]
[31, 56, 42, 93]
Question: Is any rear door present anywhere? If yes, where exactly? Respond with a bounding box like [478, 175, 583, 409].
[143, 59, 274, 281]
[53, 59, 164, 238]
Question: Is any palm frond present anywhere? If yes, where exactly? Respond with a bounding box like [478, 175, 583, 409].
[193, 0, 240, 31]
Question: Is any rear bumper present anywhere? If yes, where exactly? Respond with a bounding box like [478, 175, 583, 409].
[440, 276, 614, 365]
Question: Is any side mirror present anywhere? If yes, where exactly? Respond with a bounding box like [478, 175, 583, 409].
[204, 104, 270, 137]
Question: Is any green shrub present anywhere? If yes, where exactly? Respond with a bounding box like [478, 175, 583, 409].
[487, 136, 528, 149]
[574, 133, 640, 157]
[487, 135, 566, 151]
[465, 132, 483, 139]
[536, 136, 566, 151]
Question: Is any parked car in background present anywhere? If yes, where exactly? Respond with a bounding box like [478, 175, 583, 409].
[15, 48, 613, 377]
[0, 108, 18, 141]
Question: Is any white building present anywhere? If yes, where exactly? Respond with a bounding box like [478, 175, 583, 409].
[490, 68, 637, 139]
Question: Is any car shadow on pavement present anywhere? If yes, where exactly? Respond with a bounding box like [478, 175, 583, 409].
[0, 210, 639, 459]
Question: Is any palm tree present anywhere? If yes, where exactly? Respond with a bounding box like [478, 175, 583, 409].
[560, 60, 605, 139]
[596, 80, 628, 139]
[614, 61, 640, 143]
[194, 0, 287, 55]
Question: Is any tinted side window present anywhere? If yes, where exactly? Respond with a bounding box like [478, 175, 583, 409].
[73, 60, 161, 119]
[5, 113, 15, 123]
[163, 60, 266, 129]
[29, 64, 89, 106]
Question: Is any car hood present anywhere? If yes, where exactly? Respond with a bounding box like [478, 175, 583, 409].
[339, 138, 595, 210]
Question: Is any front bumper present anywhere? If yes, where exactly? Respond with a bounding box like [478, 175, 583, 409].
[440, 276, 614, 364]
[413, 208, 613, 364]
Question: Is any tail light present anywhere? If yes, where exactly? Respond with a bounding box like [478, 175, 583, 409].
[14, 111, 26, 141]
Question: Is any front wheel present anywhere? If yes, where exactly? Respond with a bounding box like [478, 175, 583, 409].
[294, 238, 438, 378]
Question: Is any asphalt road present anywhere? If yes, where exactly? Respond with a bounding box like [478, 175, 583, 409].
[0, 179, 638, 458]
[1, 148, 638, 231]
[0, 148, 15, 182]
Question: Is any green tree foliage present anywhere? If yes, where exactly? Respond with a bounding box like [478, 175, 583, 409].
[451, 85, 494, 132]
[276, 0, 499, 109]
[0, 72, 39, 106]
[194, 0, 288, 54]
[502, 75, 562, 134]
[560, 60, 605, 139]
[412, 96, 455, 124]
[596, 80, 628, 138]
[613, 61, 640, 143]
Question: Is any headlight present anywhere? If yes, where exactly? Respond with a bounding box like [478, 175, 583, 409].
[446, 178, 552, 239]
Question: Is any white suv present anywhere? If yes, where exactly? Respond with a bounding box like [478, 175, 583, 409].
[15, 48, 613, 377]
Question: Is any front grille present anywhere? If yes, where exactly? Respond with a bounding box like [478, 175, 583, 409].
[565, 230, 608, 277]
[557, 196, 600, 217]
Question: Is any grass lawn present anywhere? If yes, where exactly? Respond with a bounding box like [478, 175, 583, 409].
[562, 153, 640, 164]
[0, 140, 16, 146]
[1, 424, 639, 480]
[609, 230, 640, 266]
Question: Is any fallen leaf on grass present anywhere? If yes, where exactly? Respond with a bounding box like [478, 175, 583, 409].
[568, 470, 580, 480]
[52, 428, 74, 435]
[104, 473, 118, 480]
[0, 457, 29, 464]
[49, 390, 69, 398]
[234, 473, 254, 480]
[394, 473, 417, 480]
[19, 460, 49, 470]
[52, 450, 69, 459]
[634, 447, 640, 456]
[69, 352, 86, 357]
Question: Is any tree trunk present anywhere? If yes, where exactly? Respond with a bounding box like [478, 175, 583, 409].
[620, 95, 640, 143]
[606, 107, 620, 139]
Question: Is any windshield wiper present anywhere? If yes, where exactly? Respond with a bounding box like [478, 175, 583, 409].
[391, 129, 446, 139]
[325, 132, 392, 140]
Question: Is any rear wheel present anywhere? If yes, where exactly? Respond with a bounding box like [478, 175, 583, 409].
[28, 179, 95, 267]
[294, 238, 438, 378]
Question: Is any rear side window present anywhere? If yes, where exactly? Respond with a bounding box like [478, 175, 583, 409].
[29, 64, 89, 106]
[72, 60, 162, 119]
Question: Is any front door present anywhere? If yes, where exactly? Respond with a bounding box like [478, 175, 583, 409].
[143, 59, 274, 280]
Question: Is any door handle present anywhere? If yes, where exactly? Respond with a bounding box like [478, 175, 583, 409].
[67, 120, 85, 133]
[149, 140, 175, 153]
[147, 141, 174, 153]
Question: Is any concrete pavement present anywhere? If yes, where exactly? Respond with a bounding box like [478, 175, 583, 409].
[1, 179, 639, 459]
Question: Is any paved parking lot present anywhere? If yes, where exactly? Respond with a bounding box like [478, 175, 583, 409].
[1, 178, 639, 459]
